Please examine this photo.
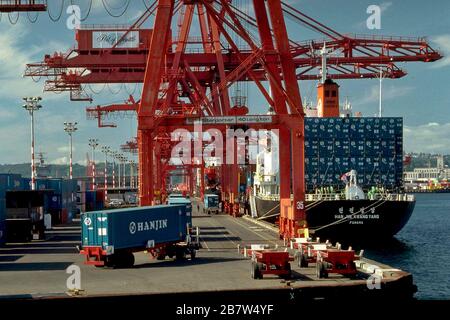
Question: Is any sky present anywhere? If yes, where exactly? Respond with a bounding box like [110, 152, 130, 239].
[0, 0, 449, 165]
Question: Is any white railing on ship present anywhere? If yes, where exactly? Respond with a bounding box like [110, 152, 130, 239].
[258, 193, 415, 202]
[306, 194, 342, 201]
[257, 194, 280, 201]
[305, 193, 415, 202]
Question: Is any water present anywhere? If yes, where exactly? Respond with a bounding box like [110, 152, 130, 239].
[365, 193, 450, 300]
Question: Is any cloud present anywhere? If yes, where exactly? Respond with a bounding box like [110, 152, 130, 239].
[404, 123, 450, 154]
[380, 2, 393, 13]
[50, 156, 68, 165]
[430, 35, 450, 69]
[0, 108, 18, 121]
[0, 21, 69, 102]
[353, 84, 414, 107]
[57, 145, 73, 153]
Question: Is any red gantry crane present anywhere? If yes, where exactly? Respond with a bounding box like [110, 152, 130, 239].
[24, 0, 442, 239]
[0, 0, 46, 12]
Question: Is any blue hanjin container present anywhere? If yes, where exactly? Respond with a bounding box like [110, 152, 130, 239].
[0, 198, 6, 245]
[81, 205, 192, 251]
[0, 220, 5, 246]
[0, 174, 24, 197]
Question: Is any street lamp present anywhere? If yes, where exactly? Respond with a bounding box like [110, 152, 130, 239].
[88, 138, 99, 190]
[102, 146, 111, 190]
[115, 153, 121, 189]
[22, 96, 42, 190]
[64, 122, 78, 180]
[101, 146, 110, 200]
[121, 156, 127, 188]
[118, 155, 126, 188]
[119, 154, 126, 188]
[129, 160, 134, 188]
[110, 151, 117, 189]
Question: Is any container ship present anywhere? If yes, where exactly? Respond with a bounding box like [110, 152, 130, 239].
[251, 79, 415, 240]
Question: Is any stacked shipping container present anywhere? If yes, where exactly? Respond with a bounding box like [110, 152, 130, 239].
[304, 117, 403, 192]
[22, 177, 78, 224]
[0, 174, 25, 245]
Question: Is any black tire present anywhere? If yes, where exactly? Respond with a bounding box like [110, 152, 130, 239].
[175, 247, 186, 260]
[190, 249, 196, 260]
[318, 261, 328, 279]
[125, 252, 135, 268]
[156, 254, 166, 260]
[251, 261, 263, 279]
[281, 263, 292, 279]
[316, 261, 322, 278]
[104, 255, 116, 268]
[300, 254, 309, 268]
[114, 251, 135, 268]
[256, 263, 264, 279]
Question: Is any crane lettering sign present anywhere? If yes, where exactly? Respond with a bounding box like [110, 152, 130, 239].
[186, 115, 273, 125]
[93, 31, 139, 49]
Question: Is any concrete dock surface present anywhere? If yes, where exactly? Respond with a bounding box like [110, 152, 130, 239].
[0, 204, 416, 303]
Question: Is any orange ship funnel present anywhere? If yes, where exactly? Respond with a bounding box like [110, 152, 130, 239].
[317, 79, 340, 117]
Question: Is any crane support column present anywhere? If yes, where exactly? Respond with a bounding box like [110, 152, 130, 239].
[267, 0, 306, 239]
[138, 0, 174, 205]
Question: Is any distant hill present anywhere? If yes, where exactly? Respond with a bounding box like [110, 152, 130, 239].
[405, 153, 450, 170]
[1, 153, 448, 177]
[0, 163, 93, 178]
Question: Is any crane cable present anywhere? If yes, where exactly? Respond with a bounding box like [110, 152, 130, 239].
[87, 83, 107, 95]
[46, 0, 65, 22]
[8, 11, 19, 24]
[27, 11, 39, 23]
[102, 0, 130, 18]
[70, 0, 93, 22]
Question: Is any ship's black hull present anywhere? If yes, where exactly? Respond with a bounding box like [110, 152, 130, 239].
[253, 196, 415, 241]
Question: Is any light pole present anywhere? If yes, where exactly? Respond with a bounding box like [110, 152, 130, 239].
[129, 160, 134, 188]
[64, 122, 78, 180]
[22, 97, 42, 190]
[116, 152, 123, 188]
[88, 138, 99, 190]
[101, 146, 110, 200]
[111, 151, 117, 189]
[120, 154, 127, 188]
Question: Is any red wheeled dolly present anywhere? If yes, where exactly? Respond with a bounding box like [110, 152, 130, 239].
[241, 245, 294, 279]
[316, 249, 361, 279]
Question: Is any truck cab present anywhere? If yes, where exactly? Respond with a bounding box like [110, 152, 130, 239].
[203, 194, 219, 215]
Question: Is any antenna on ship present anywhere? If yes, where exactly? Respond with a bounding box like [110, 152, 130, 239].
[319, 43, 332, 84]
[376, 66, 386, 117]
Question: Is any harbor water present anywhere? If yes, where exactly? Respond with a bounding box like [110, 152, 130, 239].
[366, 193, 450, 300]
